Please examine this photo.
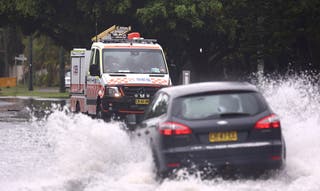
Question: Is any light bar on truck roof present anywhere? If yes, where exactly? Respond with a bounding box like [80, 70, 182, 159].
[92, 25, 157, 44]
[102, 38, 157, 44]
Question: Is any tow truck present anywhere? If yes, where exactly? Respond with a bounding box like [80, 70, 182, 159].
[69, 25, 171, 124]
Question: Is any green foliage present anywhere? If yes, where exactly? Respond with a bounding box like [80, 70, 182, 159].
[1, 0, 320, 82]
[22, 35, 65, 87]
[137, 2, 167, 24]
[0, 84, 69, 98]
[15, 0, 39, 17]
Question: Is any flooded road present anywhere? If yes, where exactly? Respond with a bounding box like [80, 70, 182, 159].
[1, 75, 320, 191]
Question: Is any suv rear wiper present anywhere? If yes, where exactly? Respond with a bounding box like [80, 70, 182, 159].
[202, 112, 251, 120]
[219, 112, 251, 117]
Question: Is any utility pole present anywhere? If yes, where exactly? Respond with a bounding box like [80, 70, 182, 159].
[59, 46, 65, 93]
[257, 16, 265, 82]
[28, 35, 33, 91]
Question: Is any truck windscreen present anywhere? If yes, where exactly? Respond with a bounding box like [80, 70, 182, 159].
[102, 49, 168, 74]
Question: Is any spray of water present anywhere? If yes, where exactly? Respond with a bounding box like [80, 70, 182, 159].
[1, 73, 320, 191]
[1, 106, 156, 191]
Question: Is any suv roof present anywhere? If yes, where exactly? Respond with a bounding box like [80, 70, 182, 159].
[160, 82, 258, 98]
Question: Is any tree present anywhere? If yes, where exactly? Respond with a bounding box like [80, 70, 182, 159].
[136, 0, 239, 81]
[1, 0, 320, 83]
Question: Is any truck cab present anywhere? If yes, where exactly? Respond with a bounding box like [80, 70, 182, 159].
[70, 26, 171, 123]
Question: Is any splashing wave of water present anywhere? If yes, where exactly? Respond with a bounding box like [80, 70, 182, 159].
[1, 73, 320, 191]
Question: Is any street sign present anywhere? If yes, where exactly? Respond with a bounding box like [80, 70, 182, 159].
[14, 54, 27, 62]
[182, 70, 190, 85]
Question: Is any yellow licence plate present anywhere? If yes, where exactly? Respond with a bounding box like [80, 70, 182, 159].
[135, 99, 150, 105]
[209, 131, 238, 142]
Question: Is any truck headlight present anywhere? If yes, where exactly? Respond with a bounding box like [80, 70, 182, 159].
[105, 87, 122, 98]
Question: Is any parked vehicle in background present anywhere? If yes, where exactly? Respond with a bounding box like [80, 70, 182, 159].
[135, 82, 286, 178]
[69, 26, 171, 123]
[65, 71, 70, 88]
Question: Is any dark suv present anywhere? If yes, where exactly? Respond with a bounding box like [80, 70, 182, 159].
[135, 82, 286, 177]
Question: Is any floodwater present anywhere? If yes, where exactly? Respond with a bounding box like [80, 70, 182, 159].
[0, 74, 320, 191]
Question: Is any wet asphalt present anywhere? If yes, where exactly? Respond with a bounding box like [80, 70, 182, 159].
[0, 97, 67, 123]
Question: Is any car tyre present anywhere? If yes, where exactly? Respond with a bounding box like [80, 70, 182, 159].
[151, 149, 165, 181]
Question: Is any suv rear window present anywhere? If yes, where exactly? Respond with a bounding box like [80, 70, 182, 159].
[171, 92, 267, 120]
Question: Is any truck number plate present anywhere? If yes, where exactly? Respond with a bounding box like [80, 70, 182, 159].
[135, 99, 150, 105]
[209, 131, 238, 142]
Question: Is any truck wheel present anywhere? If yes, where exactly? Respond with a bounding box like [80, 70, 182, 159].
[96, 104, 111, 122]
[75, 102, 80, 113]
[96, 104, 103, 119]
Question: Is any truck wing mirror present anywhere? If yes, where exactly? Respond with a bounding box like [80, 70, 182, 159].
[89, 64, 100, 76]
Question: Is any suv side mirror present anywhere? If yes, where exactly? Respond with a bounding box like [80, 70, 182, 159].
[89, 64, 100, 76]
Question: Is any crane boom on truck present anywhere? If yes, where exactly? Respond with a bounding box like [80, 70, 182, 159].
[69, 26, 171, 124]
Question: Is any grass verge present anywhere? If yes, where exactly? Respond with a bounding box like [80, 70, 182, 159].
[0, 85, 69, 99]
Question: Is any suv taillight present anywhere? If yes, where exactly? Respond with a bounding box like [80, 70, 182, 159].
[159, 122, 192, 136]
[255, 114, 280, 129]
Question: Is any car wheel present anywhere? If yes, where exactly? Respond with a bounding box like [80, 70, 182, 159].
[151, 149, 164, 180]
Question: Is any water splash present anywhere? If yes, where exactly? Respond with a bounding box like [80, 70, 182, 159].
[252, 72, 320, 123]
[1, 73, 320, 191]
[1, 109, 155, 191]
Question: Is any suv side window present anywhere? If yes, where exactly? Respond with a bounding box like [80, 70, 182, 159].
[145, 93, 169, 119]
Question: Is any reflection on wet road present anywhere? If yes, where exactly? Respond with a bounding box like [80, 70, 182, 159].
[0, 97, 67, 123]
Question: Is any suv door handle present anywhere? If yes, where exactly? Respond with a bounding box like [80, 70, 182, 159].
[144, 130, 150, 135]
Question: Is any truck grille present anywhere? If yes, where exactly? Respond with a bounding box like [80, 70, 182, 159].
[121, 86, 162, 98]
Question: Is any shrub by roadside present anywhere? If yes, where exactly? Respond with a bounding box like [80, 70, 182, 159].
[0, 85, 69, 99]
